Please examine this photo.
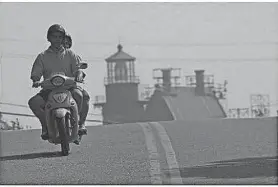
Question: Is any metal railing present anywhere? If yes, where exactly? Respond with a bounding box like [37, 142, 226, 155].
[104, 76, 140, 85]
[185, 74, 214, 87]
[94, 95, 106, 104]
[0, 111, 118, 125]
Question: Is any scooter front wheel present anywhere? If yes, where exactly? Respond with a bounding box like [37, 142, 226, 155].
[56, 117, 70, 156]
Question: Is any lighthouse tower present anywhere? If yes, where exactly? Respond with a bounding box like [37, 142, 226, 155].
[94, 44, 145, 124]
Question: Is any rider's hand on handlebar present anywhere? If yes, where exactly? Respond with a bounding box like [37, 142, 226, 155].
[32, 81, 40, 88]
[75, 72, 84, 83]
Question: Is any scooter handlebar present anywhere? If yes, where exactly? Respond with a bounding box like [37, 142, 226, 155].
[36, 75, 78, 89]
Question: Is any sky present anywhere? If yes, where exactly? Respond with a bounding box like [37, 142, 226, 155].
[0, 2, 278, 128]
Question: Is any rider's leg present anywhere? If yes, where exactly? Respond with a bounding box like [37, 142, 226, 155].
[28, 93, 48, 139]
[70, 88, 87, 134]
[79, 89, 90, 127]
[70, 88, 83, 113]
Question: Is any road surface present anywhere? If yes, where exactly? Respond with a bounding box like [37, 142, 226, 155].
[0, 119, 277, 184]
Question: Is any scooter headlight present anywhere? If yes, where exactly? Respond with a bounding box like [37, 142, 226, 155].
[51, 76, 65, 87]
[53, 92, 68, 103]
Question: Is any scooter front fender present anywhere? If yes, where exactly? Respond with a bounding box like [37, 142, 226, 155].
[53, 108, 69, 119]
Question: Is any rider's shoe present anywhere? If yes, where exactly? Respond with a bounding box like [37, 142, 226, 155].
[78, 123, 87, 135]
[73, 140, 80, 145]
[41, 131, 49, 140]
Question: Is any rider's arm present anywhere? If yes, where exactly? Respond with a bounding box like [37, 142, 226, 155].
[70, 51, 85, 78]
[30, 54, 43, 82]
[77, 55, 86, 78]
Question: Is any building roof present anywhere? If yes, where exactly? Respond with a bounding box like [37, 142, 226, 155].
[105, 44, 136, 62]
[147, 86, 226, 121]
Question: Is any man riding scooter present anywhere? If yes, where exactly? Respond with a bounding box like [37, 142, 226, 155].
[28, 24, 87, 140]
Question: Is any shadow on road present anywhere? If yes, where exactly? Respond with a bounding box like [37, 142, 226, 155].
[0, 151, 63, 161]
[168, 156, 277, 179]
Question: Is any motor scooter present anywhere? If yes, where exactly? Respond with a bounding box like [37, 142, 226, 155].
[38, 63, 88, 156]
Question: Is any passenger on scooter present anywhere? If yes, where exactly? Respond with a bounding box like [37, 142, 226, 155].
[63, 33, 90, 132]
[28, 24, 87, 140]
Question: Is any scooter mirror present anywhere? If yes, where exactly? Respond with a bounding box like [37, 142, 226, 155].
[78, 63, 88, 69]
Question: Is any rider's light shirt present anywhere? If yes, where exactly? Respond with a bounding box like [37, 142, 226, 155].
[30, 46, 81, 81]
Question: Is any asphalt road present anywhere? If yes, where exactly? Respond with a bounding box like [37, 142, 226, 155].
[0, 119, 277, 184]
